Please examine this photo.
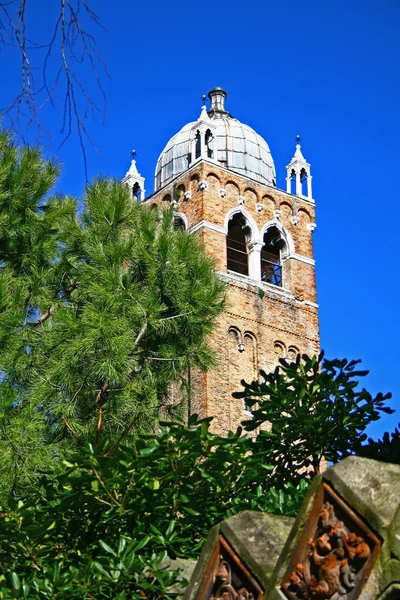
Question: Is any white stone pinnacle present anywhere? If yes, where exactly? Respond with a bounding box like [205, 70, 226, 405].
[198, 104, 210, 122]
[126, 158, 140, 178]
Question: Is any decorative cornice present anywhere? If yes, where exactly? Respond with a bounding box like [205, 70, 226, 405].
[189, 220, 226, 236]
[217, 271, 319, 311]
[286, 253, 315, 266]
[146, 158, 316, 206]
[223, 308, 320, 344]
[217, 271, 295, 300]
[301, 300, 319, 308]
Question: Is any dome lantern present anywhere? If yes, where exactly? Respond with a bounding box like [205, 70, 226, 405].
[207, 87, 231, 118]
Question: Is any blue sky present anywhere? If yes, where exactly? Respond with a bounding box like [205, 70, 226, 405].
[1, 0, 399, 440]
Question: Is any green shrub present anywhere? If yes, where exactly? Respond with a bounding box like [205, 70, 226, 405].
[0, 415, 307, 598]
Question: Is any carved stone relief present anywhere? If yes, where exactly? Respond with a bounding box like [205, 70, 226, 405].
[197, 535, 263, 600]
[281, 483, 381, 600]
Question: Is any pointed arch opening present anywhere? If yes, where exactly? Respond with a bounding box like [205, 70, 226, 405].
[173, 216, 186, 231]
[300, 168, 308, 197]
[227, 213, 251, 276]
[287, 345, 300, 362]
[290, 169, 296, 195]
[261, 226, 286, 287]
[132, 182, 141, 201]
[243, 332, 257, 413]
[205, 129, 214, 159]
[195, 130, 201, 159]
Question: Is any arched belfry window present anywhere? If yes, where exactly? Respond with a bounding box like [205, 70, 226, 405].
[173, 215, 186, 231]
[132, 182, 141, 201]
[227, 213, 251, 276]
[205, 129, 213, 158]
[300, 168, 308, 196]
[195, 131, 201, 159]
[261, 226, 286, 287]
[290, 169, 296, 195]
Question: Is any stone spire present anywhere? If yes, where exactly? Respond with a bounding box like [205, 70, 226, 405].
[122, 151, 146, 200]
[189, 98, 217, 163]
[286, 136, 313, 200]
[198, 104, 211, 122]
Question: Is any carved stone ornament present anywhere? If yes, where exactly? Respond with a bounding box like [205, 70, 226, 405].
[198, 180, 208, 191]
[256, 203, 264, 213]
[238, 195, 246, 205]
[291, 215, 299, 226]
[184, 190, 192, 200]
[273, 209, 281, 220]
[219, 188, 227, 198]
[281, 483, 381, 600]
[196, 535, 264, 600]
[307, 222, 317, 232]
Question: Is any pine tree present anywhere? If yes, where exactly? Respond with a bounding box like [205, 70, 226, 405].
[0, 130, 226, 502]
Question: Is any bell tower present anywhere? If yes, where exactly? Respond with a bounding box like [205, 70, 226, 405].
[143, 89, 319, 434]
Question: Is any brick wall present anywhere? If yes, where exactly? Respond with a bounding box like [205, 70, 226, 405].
[148, 160, 320, 434]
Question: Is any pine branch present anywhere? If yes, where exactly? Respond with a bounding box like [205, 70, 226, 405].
[62, 417, 83, 445]
[160, 311, 192, 321]
[145, 356, 184, 361]
[103, 413, 141, 457]
[32, 282, 78, 327]
[95, 382, 108, 447]
[133, 321, 147, 348]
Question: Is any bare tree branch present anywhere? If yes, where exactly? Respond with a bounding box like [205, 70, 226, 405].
[0, 0, 108, 177]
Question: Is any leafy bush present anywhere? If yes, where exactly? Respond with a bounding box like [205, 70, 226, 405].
[237, 353, 394, 480]
[0, 351, 394, 598]
[358, 423, 400, 464]
[0, 416, 307, 598]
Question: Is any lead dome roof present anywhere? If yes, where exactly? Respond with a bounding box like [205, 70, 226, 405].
[154, 88, 276, 191]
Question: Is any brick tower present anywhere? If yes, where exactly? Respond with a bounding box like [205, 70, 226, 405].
[136, 88, 319, 435]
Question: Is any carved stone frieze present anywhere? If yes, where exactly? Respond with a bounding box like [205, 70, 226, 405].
[197, 535, 263, 600]
[281, 483, 381, 600]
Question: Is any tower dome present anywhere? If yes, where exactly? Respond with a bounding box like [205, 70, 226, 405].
[154, 88, 276, 191]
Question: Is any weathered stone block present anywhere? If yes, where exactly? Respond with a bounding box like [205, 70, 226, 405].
[322, 456, 400, 538]
[184, 457, 400, 599]
[160, 557, 197, 597]
[184, 511, 294, 599]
